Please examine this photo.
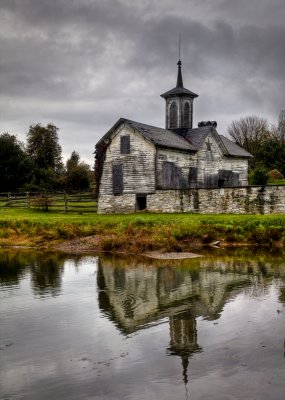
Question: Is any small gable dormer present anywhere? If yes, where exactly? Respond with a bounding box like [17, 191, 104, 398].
[160, 60, 198, 130]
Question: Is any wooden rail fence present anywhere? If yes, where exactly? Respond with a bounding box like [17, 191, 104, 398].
[0, 192, 97, 213]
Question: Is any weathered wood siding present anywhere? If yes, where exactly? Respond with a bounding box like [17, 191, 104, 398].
[222, 158, 248, 186]
[196, 132, 223, 187]
[196, 132, 248, 187]
[156, 148, 196, 189]
[99, 123, 156, 196]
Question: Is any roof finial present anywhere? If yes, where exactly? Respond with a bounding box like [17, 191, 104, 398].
[176, 34, 183, 87]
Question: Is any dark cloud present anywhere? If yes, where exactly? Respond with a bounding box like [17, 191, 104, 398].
[1, 0, 285, 164]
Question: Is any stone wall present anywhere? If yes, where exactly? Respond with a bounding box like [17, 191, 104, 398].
[98, 193, 136, 214]
[98, 186, 285, 214]
[148, 186, 285, 214]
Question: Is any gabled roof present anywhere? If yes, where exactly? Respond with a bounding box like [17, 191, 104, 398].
[219, 135, 253, 158]
[185, 126, 212, 149]
[97, 118, 252, 158]
[185, 127, 252, 158]
[97, 118, 196, 152]
[125, 119, 196, 151]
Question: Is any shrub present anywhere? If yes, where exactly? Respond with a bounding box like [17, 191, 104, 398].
[267, 169, 284, 180]
[249, 168, 268, 185]
[31, 194, 53, 212]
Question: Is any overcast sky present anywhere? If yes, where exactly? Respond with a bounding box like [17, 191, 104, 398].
[1, 0, 285, 165]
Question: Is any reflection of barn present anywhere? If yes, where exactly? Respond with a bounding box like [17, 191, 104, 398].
[168, 310, 201, 385]
[97, 255, 282, 383]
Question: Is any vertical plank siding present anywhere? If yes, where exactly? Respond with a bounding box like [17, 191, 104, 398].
[97, 123, 249, 213]
[99, 124, 156, 196]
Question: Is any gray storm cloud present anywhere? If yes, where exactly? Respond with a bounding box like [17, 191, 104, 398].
[1, 0, 285, 164]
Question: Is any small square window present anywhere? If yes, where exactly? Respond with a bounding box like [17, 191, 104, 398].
[121, 135, 130, 154]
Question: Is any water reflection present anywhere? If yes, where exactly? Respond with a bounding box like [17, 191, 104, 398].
[97, 251, 285, 386]
[0, 249, 67, 297]
[97, 251, 285, 331]
[1, 248, 285, 400]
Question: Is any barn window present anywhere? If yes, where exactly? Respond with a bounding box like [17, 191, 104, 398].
[169, 102, 178, 128]
[183, 102, 190, 127]
[112, 164, 123, 194]
[120, 135, 130, 154]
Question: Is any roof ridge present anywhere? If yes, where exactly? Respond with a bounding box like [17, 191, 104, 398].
[125, 118, 177, 134]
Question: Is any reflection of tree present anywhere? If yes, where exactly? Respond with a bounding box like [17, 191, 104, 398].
[278, 287, 285, 304]
[29, 253, 66, 297]
[0, 249, 35, 285]
[0, 249, 67, 297]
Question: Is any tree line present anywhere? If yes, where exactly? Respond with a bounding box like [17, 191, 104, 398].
[228, 115, 285, 185]
[2, 116, 284, 192]
[0, 123, 93, 192]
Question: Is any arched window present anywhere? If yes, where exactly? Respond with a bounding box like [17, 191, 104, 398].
[183, 102, 190, 128]
[169, 102, 178, 128]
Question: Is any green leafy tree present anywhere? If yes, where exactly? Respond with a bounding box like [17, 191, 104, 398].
[249, 167, 269, 185]
[0, 133, 34, 191]
[254, 137, 285, 176]
[26, 123, 64, 189]
[66, 151, 91, 191]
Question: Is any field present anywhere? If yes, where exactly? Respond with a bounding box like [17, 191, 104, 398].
[1, 208, 285, 252]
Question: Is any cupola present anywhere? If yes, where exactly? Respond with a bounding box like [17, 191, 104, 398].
[161, 60, 198, 130]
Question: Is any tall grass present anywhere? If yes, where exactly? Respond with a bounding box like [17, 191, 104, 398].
[1, 209, 285, 251]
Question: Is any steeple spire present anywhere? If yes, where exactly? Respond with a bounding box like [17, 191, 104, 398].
[160, 40, 198, 130]
[176, 35, 183, 87]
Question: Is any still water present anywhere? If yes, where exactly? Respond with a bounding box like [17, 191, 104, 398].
[0, 248, 285, 400]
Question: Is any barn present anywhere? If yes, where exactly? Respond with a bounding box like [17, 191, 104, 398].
[95, 60, 252, 214]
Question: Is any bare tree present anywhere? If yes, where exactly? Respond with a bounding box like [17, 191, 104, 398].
[227, 116, 270, 154]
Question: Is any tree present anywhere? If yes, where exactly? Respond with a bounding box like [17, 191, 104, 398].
[228, 116, 285, 177]
[254, 136, 285, 176]
[66, 151, 91, 191]
[26, 123, 64, 189]
[0, 133, 34, 191]
[228, 116, 270, 156]
[249, 167, 268, 185]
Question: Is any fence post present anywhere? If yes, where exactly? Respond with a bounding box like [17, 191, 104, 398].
[7, 192, 11, 207]
[26, 192, 30, 209]
[64, 192, 67, 213]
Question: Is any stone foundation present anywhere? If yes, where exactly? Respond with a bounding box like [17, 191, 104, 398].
[97, 186, 285, 214]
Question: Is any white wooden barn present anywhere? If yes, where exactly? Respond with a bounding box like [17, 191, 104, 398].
[95, 60, 252, 213]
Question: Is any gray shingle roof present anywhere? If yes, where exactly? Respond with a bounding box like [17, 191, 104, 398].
[97, 118, 252, 158]
[219, 135, 253, 158]
[160, 86, 198, 98]
[185, 126, 212, 149]
[125, 119, 196, 151]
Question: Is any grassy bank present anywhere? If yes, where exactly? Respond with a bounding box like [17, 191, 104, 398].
[1, 208, 285, 252]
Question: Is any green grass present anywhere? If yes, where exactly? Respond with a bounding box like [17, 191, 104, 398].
[1, 208, 285, 251]
[268, 179, 285, 185]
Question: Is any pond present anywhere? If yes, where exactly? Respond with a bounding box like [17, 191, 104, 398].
[0, 248, 285, 400]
